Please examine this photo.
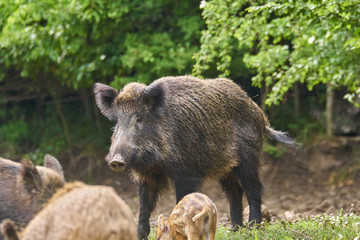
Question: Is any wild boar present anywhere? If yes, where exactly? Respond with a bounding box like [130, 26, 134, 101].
[1, 182, 137, 240]
[156, 192, 217, 240]
[0, 154, 65, 238]
[94, 75, 295, 239]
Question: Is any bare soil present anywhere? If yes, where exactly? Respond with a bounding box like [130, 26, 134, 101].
[62, 136, 360, 227]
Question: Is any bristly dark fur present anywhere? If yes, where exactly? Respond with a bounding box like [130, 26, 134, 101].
[143, 82, 166, 118]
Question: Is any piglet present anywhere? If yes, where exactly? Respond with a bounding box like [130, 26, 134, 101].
[156, 192, 217, 240]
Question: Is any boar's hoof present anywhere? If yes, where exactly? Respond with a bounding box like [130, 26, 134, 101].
[108, 155, 126, 172]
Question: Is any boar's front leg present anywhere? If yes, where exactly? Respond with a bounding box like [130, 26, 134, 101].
[137, 180, 161, 240]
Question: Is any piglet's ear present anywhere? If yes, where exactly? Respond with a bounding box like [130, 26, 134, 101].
[94, 83, 119, 121]
[157, 214, 169, 232]
[20, 159, 42, 193]
[44, 154, 64, 181]
[157, 214, 164, 230]
[143, 83, 165, 117]
[1, 219, 20, 240]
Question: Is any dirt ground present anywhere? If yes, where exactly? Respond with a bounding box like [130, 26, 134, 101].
[63, 136, 360, 227]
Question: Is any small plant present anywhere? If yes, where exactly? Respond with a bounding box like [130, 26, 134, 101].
[264, 143, 287, 158]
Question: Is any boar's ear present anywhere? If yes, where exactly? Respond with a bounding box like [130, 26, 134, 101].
[143, 83, 165, 117]
[94, 83, 119, 121]
[44, 154, 64, 180]
[1, 219, 20, 240]
[20, 159, 42, 193]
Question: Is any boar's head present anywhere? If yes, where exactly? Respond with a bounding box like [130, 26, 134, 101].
[94, 82, 165, 173]
[12, 154, 65, 221]
[18, 155, 65, 214]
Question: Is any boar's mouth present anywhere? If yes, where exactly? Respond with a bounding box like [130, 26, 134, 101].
[107, 154, 126, 172]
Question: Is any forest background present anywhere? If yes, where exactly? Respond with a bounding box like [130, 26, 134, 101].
[0, 0, 359, 182]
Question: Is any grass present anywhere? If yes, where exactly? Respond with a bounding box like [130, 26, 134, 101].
[148, 214, 360, 239]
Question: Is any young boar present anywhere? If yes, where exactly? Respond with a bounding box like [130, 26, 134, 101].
[94, 75, 295, 239]
[1, 182, 137, 240]
[0, 154, 65, 237]
[156, 193, 217, 240]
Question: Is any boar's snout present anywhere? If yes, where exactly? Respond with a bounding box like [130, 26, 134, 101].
[107, 154, 126, 172]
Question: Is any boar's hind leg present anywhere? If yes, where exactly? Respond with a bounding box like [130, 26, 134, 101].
[234, 164, 263, 227]
[175, 176, 203, 203]
[137, 181, 162, 240]
[220, 175, 244, 230]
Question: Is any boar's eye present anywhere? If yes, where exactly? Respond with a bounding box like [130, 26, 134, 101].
[136, 117, 143, 124]
[132, 115, 144, 129]
[134, 116, 145, 130]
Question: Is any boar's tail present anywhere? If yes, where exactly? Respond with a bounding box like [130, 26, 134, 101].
[192, 209, 207, 222]
[266, 126, 298, 147]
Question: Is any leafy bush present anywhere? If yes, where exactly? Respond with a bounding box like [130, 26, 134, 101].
[195, 0, 360, 106]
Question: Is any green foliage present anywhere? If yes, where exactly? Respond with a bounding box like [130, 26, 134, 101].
[194, 0, 360, 106]
[0, 0, 204, 162]
[269, 93, 326, 143]
[0, 103, 63, 160]
[263, 143, 286, 158]
[0, 0, 203, 89]
[149, 214, 360, 239]
[0, 118, 29, 153]
[0, 100, 111, 165]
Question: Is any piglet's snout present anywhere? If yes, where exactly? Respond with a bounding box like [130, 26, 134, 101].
[107, 154, 126, 172]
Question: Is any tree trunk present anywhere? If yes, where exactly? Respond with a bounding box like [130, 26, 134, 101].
[54, 99, 72, 148]
[326, 84, 334, 136]
[80, 88, 91, 119]
[54, 97, 76, 164]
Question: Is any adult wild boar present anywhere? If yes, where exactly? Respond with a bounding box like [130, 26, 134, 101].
[94, 76, 295, 239]
[0, 154, 65, 238]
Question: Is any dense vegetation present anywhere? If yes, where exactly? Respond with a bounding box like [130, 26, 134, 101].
[194, 0, 360, 106]
[0, 0, 204, 162]
[0, 0, 359, 163]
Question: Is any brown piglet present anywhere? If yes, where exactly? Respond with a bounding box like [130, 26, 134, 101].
[156, 192, 217, 240]
[1, 182, 137, 240]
